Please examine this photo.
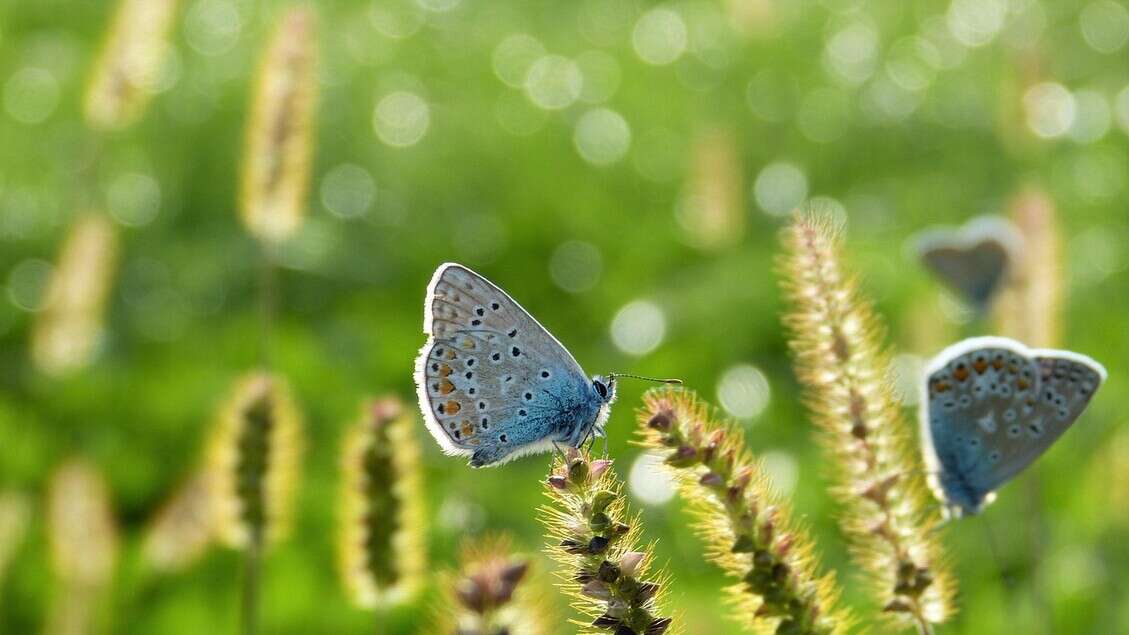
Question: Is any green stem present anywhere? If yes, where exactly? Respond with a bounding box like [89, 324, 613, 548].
[242, 538, 261, 635]
[258, 241, 277, 368]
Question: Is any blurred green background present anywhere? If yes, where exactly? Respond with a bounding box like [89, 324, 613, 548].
[1, 0, 1128, 633]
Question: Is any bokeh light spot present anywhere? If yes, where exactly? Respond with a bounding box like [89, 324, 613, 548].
[573, 108, 631, 166]
[320, 164, 376, 219]
[611, 299, 666, 357]
[716, 364, 771, 420]
[524, 55, 582, 110]
[754, 162, 808, 216]
[492, 34, 546, 89]
[632, 8, 688, 66]
[1080, 0, 1129, 54]
[629, 451, 676, 505]
[373, 91, 430, 147]
[549, 241, 603, 293]
[761, 451, 799, 497]
[1023, 82, 1075, 139]
[107, 172, 162, 227]
[6, 259, 53, 312]
[4, 67, 59, 124]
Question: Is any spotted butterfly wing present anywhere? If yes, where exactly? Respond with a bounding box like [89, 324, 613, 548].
[414, 263, 607, 467]
[920, 336, 1106, 515]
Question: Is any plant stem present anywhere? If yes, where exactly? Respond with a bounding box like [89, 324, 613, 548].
[258, 241, 277, 368]
[242, 537, 262, 635]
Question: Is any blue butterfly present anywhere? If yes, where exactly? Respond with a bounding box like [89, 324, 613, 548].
[414, 263, 618, 467]
[914, 216, 1023, 310]
[919, 336, 1106, 516]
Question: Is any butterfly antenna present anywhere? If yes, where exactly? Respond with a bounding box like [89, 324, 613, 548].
[609, 373, 682, 384]
[980, 515, 1016, 590]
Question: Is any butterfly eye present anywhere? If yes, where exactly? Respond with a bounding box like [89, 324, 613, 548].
[594, 380, 608, 399]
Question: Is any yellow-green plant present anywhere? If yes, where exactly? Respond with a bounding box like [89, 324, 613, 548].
[83, 0, 180, 130]
[434, 534, 552, 635]
[141, 470, 215, 573]
[540, 448, 673, 635]
[338, 396, 426, 610]
[0, 490, 30, 590]
[31, 212, 119, 377]
[45, 458, 119, 635]
[778, 212, 954, 632]
[239, 5, 319, 245]
[206, 372, 303, 635]
[995, 185, 1061, 347]
[638, 386, 851, 635]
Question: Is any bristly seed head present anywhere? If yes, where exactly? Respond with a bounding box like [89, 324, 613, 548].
[338, 395, 425, 609]
[778, 211, 955, 628]
[638, 386, 852, 635]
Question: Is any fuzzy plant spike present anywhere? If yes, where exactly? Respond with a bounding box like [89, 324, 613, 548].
[31, 212, 119, 377]
[638, 386, 851, 635]
[540, 448, 674, 635]
[207, 372, 303, 550]
[239, 6, 319, 244]
[45, 459, 120, 635]
[0, 490, 30, 588]
[142, 470, 215, 573]
[434, 535, 552, 635]
[778, 212, 955, 632]
[338, 396, 426, 609]
[994, 186, 1061, 348]
[83, 0, 180, 129]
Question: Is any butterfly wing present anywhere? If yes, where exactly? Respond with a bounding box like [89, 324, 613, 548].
[915, 216, 1021, 308]
[921, 337, 1106, 513]
[413, 263, 600, 467]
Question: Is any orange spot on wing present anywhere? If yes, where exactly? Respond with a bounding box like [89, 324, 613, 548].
[439, 363, 452, 377]
[953, 367, 969, 381]
[461, 421, 474, 437]
[973, 360, 988, 374]
[445, 400, 461, 414]
[439, 379, 455, 395]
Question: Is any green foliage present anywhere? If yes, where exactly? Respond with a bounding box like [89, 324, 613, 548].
[1, 0, 1127, 633]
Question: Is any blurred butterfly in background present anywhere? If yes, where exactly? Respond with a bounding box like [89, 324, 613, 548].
[913, 216, 1024, 310]
[414, 263, 677, 467]
[919, 336, 1106, 516]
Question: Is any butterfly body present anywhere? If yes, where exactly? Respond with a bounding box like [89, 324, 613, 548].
[414, 263, 616, 467]
[920, 336, 1105, 515]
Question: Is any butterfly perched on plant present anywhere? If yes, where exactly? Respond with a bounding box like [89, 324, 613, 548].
[919, 336, 1106, 516]
[913, 216, 1023, 310]
[414, 263, 675, 467]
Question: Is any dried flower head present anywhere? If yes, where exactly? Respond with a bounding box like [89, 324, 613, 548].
[239, 6, 319, 244]
[994, 186, 1060, 347]
[142, 470, 215, 572]
[207, 372, 303, 550]
[0, 490, 31, 587]
[32, 213, 119, 376]
[779, 212, 955, 630]
[638, 386, 851, 635]
[83, 0, 179, 129]
[338, 396, 426, 609]
[679, 128, 745, 250]
[435, 534, 552, 635]
[47, 458, 119, 589]
[540, 448, 674, 635]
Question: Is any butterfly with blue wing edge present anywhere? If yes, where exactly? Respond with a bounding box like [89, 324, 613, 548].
[414, 262, 678, 467]
[919, 336, 1106, 517]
